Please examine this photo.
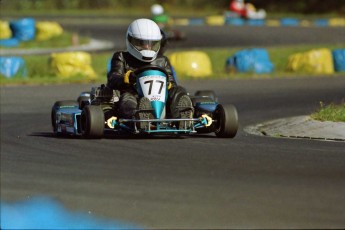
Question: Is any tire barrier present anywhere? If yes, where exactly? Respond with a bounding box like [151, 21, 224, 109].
[1, 18, 63, 47]
[247, 19, 265, 26]
[280, 18, 300, 26]
[314, 19, 329, 27]
[0, 20, 12, 39]
[35, 22, 63, 41]
[332, 49, 345, 72]
[49, 52, 97, 79]
[225, 17, 246, 26]
[226, 48, 274, 74]
[168, 51, 212, 77]
[9, 18, 36, 41]
[266, 19, 281, 27]
[188, 18, 205, 26]
[206, 16, 225, 26]
[0, 57, 27, 78]
[329, 18, 345, 27]
[173, 15, 345, 27]
[286, 48, 334, 74]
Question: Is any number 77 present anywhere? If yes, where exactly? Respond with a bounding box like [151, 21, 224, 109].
[144, 80, 165, 95]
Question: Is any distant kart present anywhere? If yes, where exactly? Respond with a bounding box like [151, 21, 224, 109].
[51, 65, 238, 138]
[165, 29, 186, 41]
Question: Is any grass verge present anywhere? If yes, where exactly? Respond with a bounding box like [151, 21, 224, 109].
[311, 101, 345, 122]
[1, 43, 344, 85]
[1, 32, 89, 49]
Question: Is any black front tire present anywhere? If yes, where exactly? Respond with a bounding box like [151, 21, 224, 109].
[51, 100, 79, 134]
[81, 105, 105, 139]
[214, 104, 238, 138]
[77, 91, 91, 110]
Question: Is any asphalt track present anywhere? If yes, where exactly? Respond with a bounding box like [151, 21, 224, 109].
[63, 23, 345, 49]
[1, 22, 345, 229]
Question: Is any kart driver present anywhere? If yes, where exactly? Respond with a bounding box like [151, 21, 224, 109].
[151, 4, 169, 30]
[229, 0, 266, 20]
[107, 18, 193, 129]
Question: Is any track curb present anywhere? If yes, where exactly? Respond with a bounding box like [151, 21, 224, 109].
[244, 115, 345, 142]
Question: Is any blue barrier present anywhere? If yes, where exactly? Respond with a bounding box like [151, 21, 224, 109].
[280, 18, 300, 26]
[226, 48, 274, 74]
[10, 18, 36, 41]
[173, 16, 345, 27]
[0, 57, 27, 78]
[189, 18, 205, 26]
[314, 19, 329, 26]
[171, 15, 345, 27]
[0, 38, 20, 47]
[247, 19, 265, 26]
[332, 49, 345, 72]
[225, 17, 245, 26]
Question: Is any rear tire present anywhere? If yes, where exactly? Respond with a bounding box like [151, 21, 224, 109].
[195, 90, 218, 102]
[214, 104, 238, 138]
[191, 96, 214, 106]
[81, 105, 104, 139]
[51, 100, 79, 134]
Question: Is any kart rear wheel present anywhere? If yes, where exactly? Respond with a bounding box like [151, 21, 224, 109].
[51, 100, 79, 134]
[81, 105, 104, 139]
[191, 96, 214, 106]
[195, 90, 218, 102]
[214, 104, 238, 138]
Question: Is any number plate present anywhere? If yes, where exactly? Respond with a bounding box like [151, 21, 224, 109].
[139, 75, 167, 103]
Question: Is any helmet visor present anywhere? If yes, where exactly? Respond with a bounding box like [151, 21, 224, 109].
[128, 35, 161, 52]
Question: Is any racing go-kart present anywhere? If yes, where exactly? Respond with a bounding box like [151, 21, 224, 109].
[51, 65, 238, 138]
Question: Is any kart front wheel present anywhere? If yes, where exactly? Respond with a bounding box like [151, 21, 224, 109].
[51, 100, 79, 134]
[81, 105, 104, 139]
[77, 91, 91, 110]
[214, 104, 238, 138]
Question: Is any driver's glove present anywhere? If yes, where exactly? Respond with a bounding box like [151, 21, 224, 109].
[124, 70, 136, 84]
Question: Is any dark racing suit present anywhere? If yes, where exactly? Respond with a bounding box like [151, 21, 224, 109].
[107, 51, 188, 119]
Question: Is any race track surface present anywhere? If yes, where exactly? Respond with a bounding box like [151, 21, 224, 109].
[63, 23, 345, 50]
[1, 22, 345, 229]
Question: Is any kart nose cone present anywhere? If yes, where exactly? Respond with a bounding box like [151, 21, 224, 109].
[151, 101, 165, 118]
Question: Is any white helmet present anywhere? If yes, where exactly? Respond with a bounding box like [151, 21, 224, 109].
[151, 4, 164, 15]
[126, 18, 162, 62]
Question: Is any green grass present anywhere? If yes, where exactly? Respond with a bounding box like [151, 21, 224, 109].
[1, 32, 89, 49]
[0, 53, 105, 85]
[311, 101, 345, 122]
[1, 43, 344, 85]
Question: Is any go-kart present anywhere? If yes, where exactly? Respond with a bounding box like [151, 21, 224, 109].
[51, 65, 238, 138]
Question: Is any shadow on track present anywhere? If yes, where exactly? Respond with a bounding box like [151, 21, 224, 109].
[29, 131, 217, 140]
